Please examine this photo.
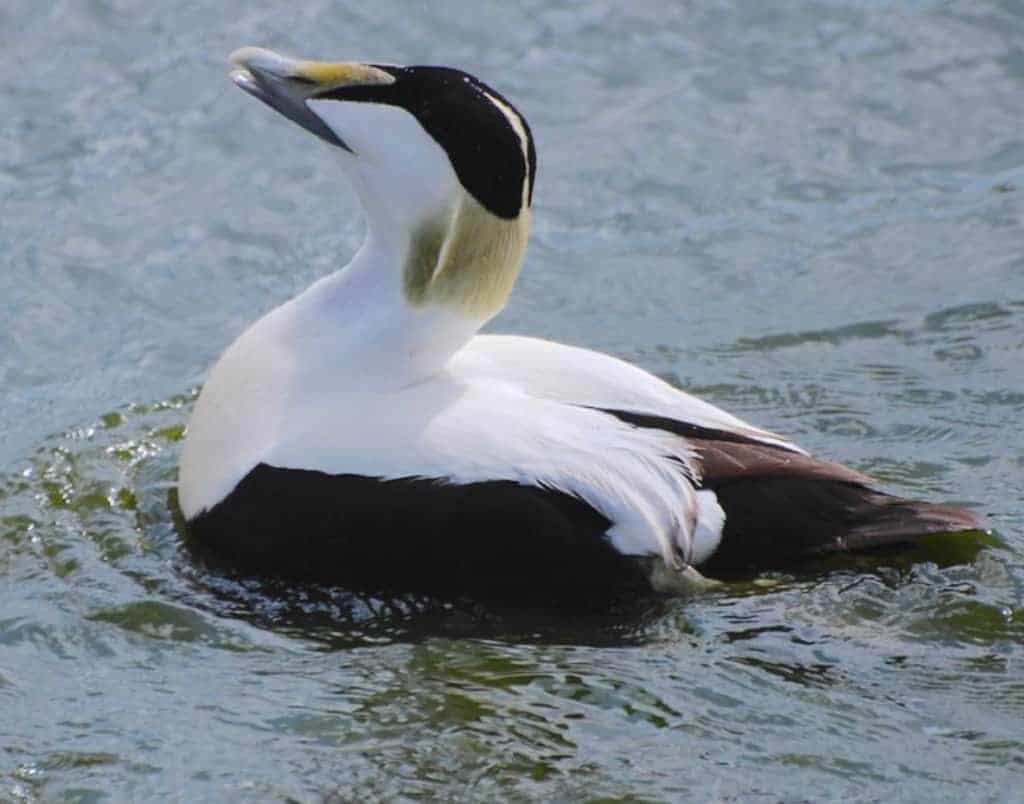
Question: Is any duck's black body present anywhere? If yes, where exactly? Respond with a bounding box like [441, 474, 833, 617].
[185, 420, 984, 603]
[187, 464, 649, 605]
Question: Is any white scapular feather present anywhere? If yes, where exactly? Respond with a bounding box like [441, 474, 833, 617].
[264, 375, 701, 565]
[452, 335, 800, 453]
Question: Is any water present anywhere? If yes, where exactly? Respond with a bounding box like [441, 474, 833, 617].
[2, 0, 1023, 800]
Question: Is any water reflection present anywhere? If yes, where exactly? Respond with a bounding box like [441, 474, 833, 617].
[0, 388, 1017, 801]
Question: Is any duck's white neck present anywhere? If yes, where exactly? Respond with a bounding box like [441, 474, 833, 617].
[290, 223, 488, 391]
[283, 107, 530, 391]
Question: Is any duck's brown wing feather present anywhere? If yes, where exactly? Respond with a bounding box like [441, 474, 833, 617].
[695, 438, 986, 571]
[601, 410, 986, 572]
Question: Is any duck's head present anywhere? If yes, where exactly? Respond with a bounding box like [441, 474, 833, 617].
[229, 47, 535, 319]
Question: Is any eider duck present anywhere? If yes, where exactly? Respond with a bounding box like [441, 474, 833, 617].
[178, 48, 985, 603]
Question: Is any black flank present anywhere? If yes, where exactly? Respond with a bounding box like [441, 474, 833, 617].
[186, 463, 649, 606]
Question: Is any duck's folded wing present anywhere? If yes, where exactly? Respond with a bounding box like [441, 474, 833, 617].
[460, 335, 986, 570]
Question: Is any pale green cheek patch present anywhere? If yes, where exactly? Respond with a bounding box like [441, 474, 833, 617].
[403, 191, 529, 319]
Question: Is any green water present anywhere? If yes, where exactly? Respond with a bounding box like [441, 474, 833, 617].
[2, 1, 1023, 800]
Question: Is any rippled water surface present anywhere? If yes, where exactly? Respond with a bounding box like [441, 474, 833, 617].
[3, 1, 1023, 800]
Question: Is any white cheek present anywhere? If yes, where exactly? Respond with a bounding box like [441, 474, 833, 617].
[306, 100, 459, 222]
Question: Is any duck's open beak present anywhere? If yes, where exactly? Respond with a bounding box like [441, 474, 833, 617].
[228, 47, 394, 152]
